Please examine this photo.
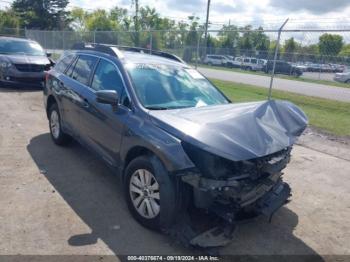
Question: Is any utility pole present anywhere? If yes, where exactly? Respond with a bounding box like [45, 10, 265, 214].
[203, 0, 211, 57]
[132, 0, 140, 46]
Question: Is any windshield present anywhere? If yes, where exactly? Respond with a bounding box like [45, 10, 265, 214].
[126, 64, 229, 110]
[0, 40, 45, 56]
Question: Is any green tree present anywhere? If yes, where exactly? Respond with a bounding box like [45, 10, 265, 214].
[12, 0, 70, 29]
[0, 9, 21, 32]
[85, 9, 117, 31]
[339, 44, 350, 57]
[318, 33, 344, 57]
[283, 37, 298, 61]
[251, 27, 269, 58]
[239, 25, 253, 56]
[217, 24, 239, 55]
[183, 16, 200, 62]
[70, 7, 87, 31]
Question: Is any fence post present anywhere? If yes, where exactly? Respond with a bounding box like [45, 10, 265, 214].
[62, 31, 65, 50]
[93, 30, 96, 43]
[149, 30, 153, 54]
[195, 32, 201, 69]
[268, 18, 289, 100]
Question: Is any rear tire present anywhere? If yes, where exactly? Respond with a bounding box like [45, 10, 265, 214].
[124, 155, 184, 230]
[48, 103, 71, 146]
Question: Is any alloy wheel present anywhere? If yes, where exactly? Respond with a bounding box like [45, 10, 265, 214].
[50, 110, 60, 139]
[129, 169, 160, 219]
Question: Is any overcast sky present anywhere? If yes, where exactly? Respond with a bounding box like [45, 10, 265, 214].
[1, 0, 350, 29]
[71, 0, 350, 29]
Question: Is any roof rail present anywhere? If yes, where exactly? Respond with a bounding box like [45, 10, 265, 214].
[71, 42, 124, 58]
[116, 46, 185, 64]
[71, 42, 185, 64]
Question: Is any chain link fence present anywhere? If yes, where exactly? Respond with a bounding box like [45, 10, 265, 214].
[1, 24, 350, 84]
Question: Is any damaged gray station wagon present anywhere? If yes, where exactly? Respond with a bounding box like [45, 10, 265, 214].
[44, 44, 308, 247]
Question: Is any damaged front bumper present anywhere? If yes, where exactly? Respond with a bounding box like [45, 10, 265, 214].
[188, 181, 291, 247]
[177, 148, 292, 248]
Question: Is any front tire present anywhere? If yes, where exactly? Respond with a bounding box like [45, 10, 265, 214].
[124, 155, 179, 230]
[48, 103, 71, 146]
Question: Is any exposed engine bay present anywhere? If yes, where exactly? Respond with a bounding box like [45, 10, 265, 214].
[170, 146, 293, 248]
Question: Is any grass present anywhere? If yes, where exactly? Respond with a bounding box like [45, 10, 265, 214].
[198, 64, 350, 89]
[212, 79, 350, 137]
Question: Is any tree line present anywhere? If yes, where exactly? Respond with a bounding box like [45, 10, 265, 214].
[0, 0, 349, 63]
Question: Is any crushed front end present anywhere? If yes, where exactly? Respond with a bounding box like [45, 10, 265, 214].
[178, 143, 293, 247]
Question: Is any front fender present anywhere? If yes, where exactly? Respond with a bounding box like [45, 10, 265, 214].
[120, 115, 194, 173]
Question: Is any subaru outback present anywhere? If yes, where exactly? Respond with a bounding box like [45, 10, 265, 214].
[44, 43, 308, 247]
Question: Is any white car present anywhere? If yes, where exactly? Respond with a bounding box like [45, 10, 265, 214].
[334, 71, 350, 84]
[241, 57, 264, 71]
[203, 55, 229, 66]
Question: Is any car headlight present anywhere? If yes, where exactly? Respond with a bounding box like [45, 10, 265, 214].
[181, 141, 249, 179]
[0, 60, 12, 69]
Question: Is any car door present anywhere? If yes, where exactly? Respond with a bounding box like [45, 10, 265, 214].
[58, 54, 98, 138]
[78, 57, 130, 167]
[49, 54, 76, 133]
[275, 62, 283, 73]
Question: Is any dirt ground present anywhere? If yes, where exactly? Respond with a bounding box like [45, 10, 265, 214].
[0, 87, 350, 260]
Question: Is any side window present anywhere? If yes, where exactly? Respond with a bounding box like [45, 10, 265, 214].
[91, 59, 124, 95]
[65, 57, 77, 77]
[71, 55, 98, 86]
[55, 54, 74, 73]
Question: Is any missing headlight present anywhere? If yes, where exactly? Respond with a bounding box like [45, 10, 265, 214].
[181, 141, 291, 180]
[181, 141, 257, 179]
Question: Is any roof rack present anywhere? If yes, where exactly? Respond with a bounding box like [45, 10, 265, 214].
[71, 42, 124, 58]
[71, 42, 185, 64]
[116, 46, 185, 64]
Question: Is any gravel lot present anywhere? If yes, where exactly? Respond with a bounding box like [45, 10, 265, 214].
[0, 87, 350, 260]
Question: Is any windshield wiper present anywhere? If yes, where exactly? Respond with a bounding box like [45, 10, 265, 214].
[145, 106, 169, 110]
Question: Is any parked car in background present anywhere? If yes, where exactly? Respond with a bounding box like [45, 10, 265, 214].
[306, 63, 321, 72]
[44, 43, 307, 247]
[330, 64, 346, 73]
[293, 63, 308, 72]
[203, 55, 230, 66]
[231, 56, 243, 68]
[240, 57, 264, 71]
[0, 37, 53, 87]
[223, 55, 236, 67]
[320, 64, 333, 73]
[263, 60, 303, 77]
[258, 59, 268, 67]
[334, 70, 350, 84]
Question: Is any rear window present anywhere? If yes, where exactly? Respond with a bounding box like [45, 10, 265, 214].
[70, 55, 98, 86]
[55, 54, 75, 73]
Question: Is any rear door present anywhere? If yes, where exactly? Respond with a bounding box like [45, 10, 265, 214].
[60, 54, 98, 137]
[49, 54, 79, 134]
[78, 58, 130, 167]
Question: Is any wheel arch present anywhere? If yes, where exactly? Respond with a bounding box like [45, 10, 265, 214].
[121, 136, 195, 180]
[46, 95, 57, 118]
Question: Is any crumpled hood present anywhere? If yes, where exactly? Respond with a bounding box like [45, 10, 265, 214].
[149, 100, 308, 161]
[0, 54, 50, 65]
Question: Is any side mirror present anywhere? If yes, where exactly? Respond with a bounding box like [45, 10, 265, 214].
[96, 90, 118, 106]
[46, 52, 52, 58]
